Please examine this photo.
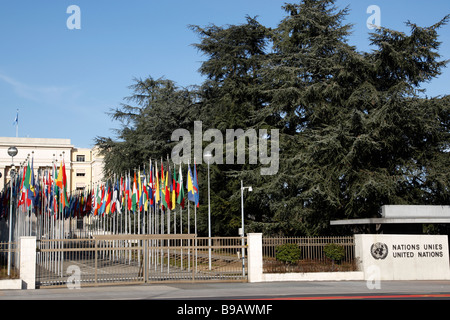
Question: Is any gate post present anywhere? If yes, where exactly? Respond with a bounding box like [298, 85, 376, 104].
[20, 236, 36, 290]
[94, 239, 98, 285]
[144, 239, 148, 283]
[247, 233, 263, 283]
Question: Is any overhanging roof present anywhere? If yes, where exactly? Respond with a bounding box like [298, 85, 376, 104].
[330, 217, 450, 226]
[330, 205, 450, 226]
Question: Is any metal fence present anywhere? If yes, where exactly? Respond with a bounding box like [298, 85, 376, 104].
[36, 235, 247, 287]
[262, 236, 356, 273]
[0, 241, 19, 279]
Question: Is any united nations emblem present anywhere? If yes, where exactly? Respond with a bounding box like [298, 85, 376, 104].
[370, 242, 388, 260]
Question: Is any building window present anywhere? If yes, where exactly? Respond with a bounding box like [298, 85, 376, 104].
[76, 169, 86, 177]
[77, 155, 85, 162]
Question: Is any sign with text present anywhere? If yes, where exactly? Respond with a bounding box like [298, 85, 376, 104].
[355, 235, 450, 280]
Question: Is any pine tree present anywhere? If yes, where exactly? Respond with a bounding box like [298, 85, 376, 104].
[95, 77, 200, 178]
[251, 1, 449, 235]
[190, 16, 271, 235]
[96, 1, 449, 237]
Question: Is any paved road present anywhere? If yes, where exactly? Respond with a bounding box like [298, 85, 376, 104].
[3, 281, 450, 319]
[2, 280, 450, 300]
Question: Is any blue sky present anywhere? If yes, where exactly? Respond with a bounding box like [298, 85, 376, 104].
[0, 0, 449, 148]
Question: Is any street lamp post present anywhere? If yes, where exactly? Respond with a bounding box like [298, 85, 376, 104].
[240, 180, 252, 277]
[204, 151, 212, 270]
[7, 146, 18, 276]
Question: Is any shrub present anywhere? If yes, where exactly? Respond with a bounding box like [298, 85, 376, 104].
[275, 243, 301, 265]
[323, 243, 345, 262]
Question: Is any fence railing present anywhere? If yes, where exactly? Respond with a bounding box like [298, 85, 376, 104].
[0, 241, 19, 279]
[262, 236, 356, 273]
[36, 235, 247, 287]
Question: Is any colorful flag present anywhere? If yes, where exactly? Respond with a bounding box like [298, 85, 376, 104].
[193, 162, 199, 208]
[105, 184, 112, 215]
[149, 161, 154, 207]
[187, 165, 196, 203]
[177, 164, 185, 209]
[132, 172, 138, 212]
[171, 166, 177, 210]
[60, 159, 69, 211]
[155, 162, 160, 206]
[20, 161, 30, 207]
[143, 172, 149, 210]
[124, 173, 130, 211]
[55, 161, 64, 189]
[27, 157, 37, 207]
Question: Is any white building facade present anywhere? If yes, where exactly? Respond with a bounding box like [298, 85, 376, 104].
[0, 137, 104, 193]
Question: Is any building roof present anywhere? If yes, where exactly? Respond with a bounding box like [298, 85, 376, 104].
[0, 137, 73, 148]
[330, 205, 450, 226]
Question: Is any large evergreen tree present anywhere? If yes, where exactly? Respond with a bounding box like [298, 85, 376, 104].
[95, 77, 200, 178]
[96, 0, 449, 236]
[249, 1, 449, 235]
[188, 16, 272, 236]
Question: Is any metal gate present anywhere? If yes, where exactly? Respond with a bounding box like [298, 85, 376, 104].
[36, 235, 247, 288]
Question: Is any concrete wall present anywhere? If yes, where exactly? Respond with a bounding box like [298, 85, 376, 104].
[20, 237, 36, 289]
[247, 233, 364, 282]
[0, 236, 37, 290]
[355, 234, 450, 281]
[248, 233, 450, 283]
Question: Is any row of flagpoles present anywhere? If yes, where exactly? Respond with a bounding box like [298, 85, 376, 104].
[0, 155, 203, 242]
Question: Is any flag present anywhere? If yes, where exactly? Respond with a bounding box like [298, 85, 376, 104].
[161, 161, 168, 210]
[155, 163, 160, 206]
[56, 161, 64, 189]
[177, 164, 185, 209]
[94, 184, 100, 216]
[20, 160, 31, 208]
[126, 174, 131, 211]
[187, 165, 197, 204]
[161, 172, 169, 210]
[167, 162, 173, 210]
[105, 184, 112, 215]
[193, 162, 199, 208]
[52, 162, 58, 215]
[149, 161, 154, 207]
[143, 172, 149, 210]
[112, 180, 121, 214]
[138, 170, 144, 212]
[99, 184, 107, 216]
[60, 159, 69, 211]
[111, 182, 117, 214]
[120, 176, 125, 210]
[13, 110, 18, 126]
[27, 157, 37, 207]
[171, 166, 177, 210]
[132, 172, 138, 212]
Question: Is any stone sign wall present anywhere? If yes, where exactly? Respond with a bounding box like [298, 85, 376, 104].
[355, 234, 450, 281]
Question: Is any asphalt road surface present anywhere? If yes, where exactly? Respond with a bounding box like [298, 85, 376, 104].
[2, 280, 450, 300]
[3, 281, 450, 319]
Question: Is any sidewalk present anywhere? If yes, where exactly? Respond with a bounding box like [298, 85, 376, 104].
[2, 280, 450, 300]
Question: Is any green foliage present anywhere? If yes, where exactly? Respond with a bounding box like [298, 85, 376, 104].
[96, 0, 450, 237]
[323, 244, 345, 262]
[275, 243, 301, 264]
